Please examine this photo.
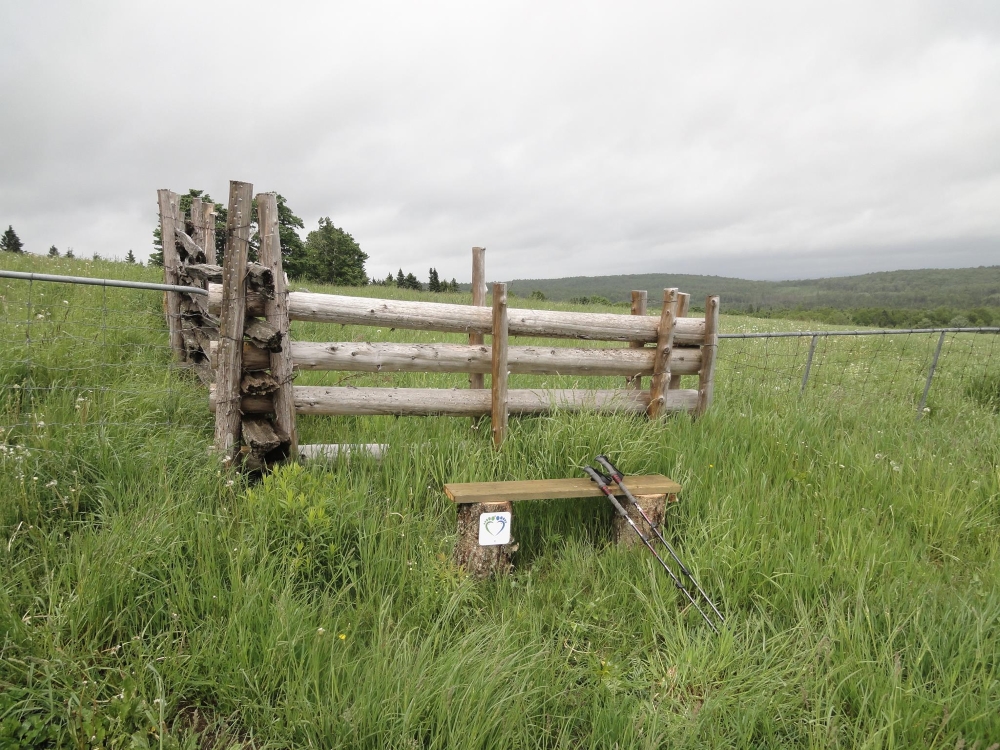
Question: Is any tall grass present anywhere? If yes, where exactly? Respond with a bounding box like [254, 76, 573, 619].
[1, 255, 999, 748]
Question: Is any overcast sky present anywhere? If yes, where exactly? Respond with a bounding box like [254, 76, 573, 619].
[1, 1, 998, 282]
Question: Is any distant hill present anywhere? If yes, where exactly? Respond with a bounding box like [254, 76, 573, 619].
[505, 266, 1000, 312]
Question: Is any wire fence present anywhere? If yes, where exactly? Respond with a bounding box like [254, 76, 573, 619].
[1, 269, 998, 453]
[715, 325, 1000, 418]
[0, 270, 211, 456]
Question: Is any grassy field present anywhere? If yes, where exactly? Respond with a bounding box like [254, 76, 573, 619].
[1, 254, 999, 748]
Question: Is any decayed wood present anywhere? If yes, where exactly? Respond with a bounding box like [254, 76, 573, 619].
[209, 340, 703, 376]
[174, 228, 206, 264]
[211, 385, 699, 416]
[185, 263, 273, 293]
[191, 197, 205, 266]
[627, 290, 648, 390]
[648, 289, 678, 419]
[612, 494, 678, 547]
[491, 283, 508, 448]
[244, 317, 282, 351]
[696, 295, 720, 416]
[469, 246, 486, 390]
[668, 292, 690, 390]
[157, 189, 183, 359]
[241, 416, 291, 471]
[202, 202, 217, 265]
[257, 191, 298, 462]
[298, 444, 387, 461]
[454, 501, 515, 578]
[444, 474, 681, 503]
[207, 286, 707, 344]
[181, 264, 223, 285]
[241, 371, 279, 397]
[213, 180, 254, 459]
[242, 416, 287, 453]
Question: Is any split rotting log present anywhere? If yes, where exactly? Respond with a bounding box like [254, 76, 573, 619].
[244, 317, 282, 352]
[627, 290, 648, 390]
[648, 289, 678, 419]
[186, 263, 274, 296]
[241, 371, 280, 397]
[491, 283, 509, 448]
[174, 228, 207, 264]
[453, 501, 515, 578]
[241, 416, 291, 470]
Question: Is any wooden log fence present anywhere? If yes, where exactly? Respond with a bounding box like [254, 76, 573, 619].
[159, 181, 721, 470]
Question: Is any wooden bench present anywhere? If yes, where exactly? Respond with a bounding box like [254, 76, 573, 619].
[444, 475, 681, 577]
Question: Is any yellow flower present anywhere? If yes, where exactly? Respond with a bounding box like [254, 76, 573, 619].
[338, 633, 346, 640]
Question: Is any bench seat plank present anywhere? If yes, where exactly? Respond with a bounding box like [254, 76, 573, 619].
[444, 474, 680, 504]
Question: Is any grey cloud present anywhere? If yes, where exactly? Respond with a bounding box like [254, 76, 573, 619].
[1, 1, 998, 282]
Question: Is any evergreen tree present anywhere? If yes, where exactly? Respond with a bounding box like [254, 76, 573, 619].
[396, 269, 405, 287]
[449, 278, 458, 292]
[428, 268, 441, 292]
[125, 249, 136, 264]
[65, 248, 75, 259]
[1, 225, 24, 253]
[385, 272, 396, 287]
[404, 272, 422, 291]
[48, 245, 59, 257]
[92, 252, 102, 261]
[303, 217, 369, 286]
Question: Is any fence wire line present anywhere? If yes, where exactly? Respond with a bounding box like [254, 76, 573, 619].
[1, 275, 209, 436]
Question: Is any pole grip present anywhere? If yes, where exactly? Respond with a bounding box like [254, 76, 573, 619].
[595, 455, 622, 481]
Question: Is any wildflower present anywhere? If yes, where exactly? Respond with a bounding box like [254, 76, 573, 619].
[338, 633, 346, 640]
[317, 627, 326, 635]
[45, 479, 57, 488]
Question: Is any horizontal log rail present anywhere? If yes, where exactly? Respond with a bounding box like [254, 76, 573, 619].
[208, 340, 702, 377]
[210, 385, 699, 417]
[207, 285, 706, 344]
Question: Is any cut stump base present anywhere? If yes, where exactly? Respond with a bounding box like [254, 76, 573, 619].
[611, 493, 676, 548]
[454, 501, 515, 578]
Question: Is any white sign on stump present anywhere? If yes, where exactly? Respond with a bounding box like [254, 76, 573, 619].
[478, 511, 511, 546]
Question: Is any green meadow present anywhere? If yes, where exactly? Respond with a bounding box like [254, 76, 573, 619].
[1, 253, 999, 748]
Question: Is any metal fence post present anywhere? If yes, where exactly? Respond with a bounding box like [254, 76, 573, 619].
[800, 334, 818, 394]
[917, 331, 946, 420]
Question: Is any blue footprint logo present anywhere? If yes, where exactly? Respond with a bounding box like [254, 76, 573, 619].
[484, 515, 507, 538]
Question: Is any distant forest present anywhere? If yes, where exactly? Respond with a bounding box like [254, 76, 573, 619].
[503, 266, 1000, 328]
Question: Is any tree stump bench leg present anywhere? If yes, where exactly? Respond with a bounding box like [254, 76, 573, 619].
[612, 493, 675, 548]
[454, 501, 515, 578]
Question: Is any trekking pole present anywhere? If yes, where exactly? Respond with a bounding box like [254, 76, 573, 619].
[583, 466, 720, 634]
[595, 455, 725, 626]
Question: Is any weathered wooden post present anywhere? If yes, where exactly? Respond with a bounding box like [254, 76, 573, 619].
[648, 289, 678, 418]
[256, 192, 297, 461]
[202, 202, 217, 265]
[491, 282, 509, 448]
[469, 247, 487, 391]
[157, 189, 183, 360]
[695, 295, 720, 416]
[213, 180, 254, 460]
[627, 290, 647, 390]
[668, 292, 690, 391]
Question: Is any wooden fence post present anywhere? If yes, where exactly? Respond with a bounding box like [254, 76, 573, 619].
[213, 180, 254, 460]
[648, 289, 678, 418]
[202, 202, 217, 265]
[695, 295, 720, 416]
[491, 282, 509, 448]
[190, 197, 206, 288]
[469, 247, 487, 391]
[627, 290, 647, 390]
[668, 292, 690, 390]
[157, 189, 183, 360]
[257, 192, 298, 460]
